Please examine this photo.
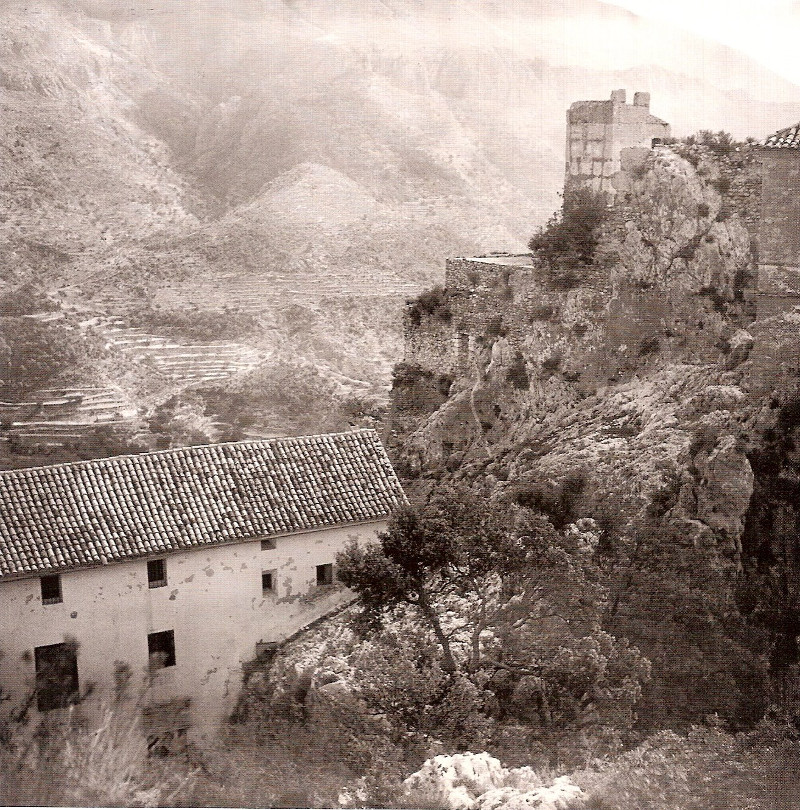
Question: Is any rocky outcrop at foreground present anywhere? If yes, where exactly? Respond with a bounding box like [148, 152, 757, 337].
[403, 752, 584, 810]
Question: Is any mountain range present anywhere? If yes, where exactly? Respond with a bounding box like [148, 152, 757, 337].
[2, 0, 800, 450]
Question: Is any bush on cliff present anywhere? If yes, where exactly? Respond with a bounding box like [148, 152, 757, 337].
[407, 286, 452, 327]
[528, 188, 608, 289]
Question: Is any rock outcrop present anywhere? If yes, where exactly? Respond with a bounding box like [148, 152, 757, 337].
[402, 752, 584, 810]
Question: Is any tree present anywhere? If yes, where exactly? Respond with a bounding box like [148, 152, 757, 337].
[338, 489, 608, 678]
[337, 491, 651, 745]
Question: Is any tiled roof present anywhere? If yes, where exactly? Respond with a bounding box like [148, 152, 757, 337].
[0, 430, 405, 579]
[764, 123, 800, 149]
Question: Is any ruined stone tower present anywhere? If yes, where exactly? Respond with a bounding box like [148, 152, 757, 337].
[565, 89, 670, 199]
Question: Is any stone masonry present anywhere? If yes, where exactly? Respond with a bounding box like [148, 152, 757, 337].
[756, 123, 800, 316]
[566, 89, 671, 199]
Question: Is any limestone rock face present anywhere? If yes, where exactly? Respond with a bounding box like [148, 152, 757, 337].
[477, 776, 585, 810]
[693, 434, 754, 545]
[402, 752, 584, 810]
[727, 329, 754, 367]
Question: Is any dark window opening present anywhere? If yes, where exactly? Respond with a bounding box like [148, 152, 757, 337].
[261, 538, 276, 550]
[40, 574, 62, 605]
[316, 563, 334, 587]
[148, 630, 176, 670]
[651, 137, 664, 148]
[255, 641, 278, 664]
[147, 559, 167, 588]
[262, 570, 275, 594]
[34, 642, 79, 712]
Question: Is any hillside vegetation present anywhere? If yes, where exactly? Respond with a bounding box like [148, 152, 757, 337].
[3, 0, 800, 465]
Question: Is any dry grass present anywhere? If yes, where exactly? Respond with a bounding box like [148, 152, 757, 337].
[0, 703, 197, 807]
[570, 724, 800, 810]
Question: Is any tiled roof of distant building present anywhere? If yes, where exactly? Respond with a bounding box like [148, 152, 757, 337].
[0, 430, 405, 579]
[764, 123, 800, 149]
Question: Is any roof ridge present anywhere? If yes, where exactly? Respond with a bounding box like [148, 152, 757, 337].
[0, 428, 379, 478]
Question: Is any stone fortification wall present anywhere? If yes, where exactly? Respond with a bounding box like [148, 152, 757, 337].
[403, 315, 456, 374]
[754, 149, 800, 315]
[722, 148, 762, 238]
[753, 146, 800, 314]
[404, 255, 613, 392]
[399, 92, 763, 426]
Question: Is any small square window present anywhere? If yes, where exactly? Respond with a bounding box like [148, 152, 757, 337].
[40, 574, 62, 605]
[260, 538, 276, 550]
[261, 570, 277, 595]
[147, 559, 167, 588]
[148, 630, 176, 670]
[316, 563, 334, 587]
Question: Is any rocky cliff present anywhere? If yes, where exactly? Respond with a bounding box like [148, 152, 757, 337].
[391, 142, 800, 720]
[395, 146, 761, 544]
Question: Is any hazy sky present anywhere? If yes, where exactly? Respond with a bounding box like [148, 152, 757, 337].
[602, 0, 800, 86]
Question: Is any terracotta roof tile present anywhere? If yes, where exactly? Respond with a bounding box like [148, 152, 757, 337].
[764, 123, 800, 149]
[0, 430, 405, 579]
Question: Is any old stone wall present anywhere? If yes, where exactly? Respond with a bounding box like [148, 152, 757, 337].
[722, 148, 762, 238]
[759, 149, 800, 268]
[566, 90, 671, 198]
[404, 255, 614, 395]
[403, 314, 457, 374]
[752, 148, 800, 316]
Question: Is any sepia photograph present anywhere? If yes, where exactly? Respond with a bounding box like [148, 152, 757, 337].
[1, 0, 800, 807]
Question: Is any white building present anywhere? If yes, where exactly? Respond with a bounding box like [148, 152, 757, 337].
[0, 430, 405, 742]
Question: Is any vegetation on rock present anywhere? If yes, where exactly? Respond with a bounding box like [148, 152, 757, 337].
[528, 188, 609, 289]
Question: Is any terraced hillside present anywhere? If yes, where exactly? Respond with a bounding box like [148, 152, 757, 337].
[3, 0, 800, 469]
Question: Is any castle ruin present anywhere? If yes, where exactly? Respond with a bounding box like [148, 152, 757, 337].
[566, 89, 671, 199]
[400, 91, 800, 416]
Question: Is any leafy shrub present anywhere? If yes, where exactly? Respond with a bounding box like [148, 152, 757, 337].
[637, 336, 660, 356]
[125, 304, 259, 342]
[698, 129, 736, 155]
[528, 188, 608, 290]
[390, 363, 449, 413]
[0, 319, 92, 399]
[407, 287, 452, 327]
[573, 725, 800, 810]
[541, 353, 562, 373]
[512, 473, 586, 528]
[712, 175, 732, 195]
[392, 362, 433, 389]
[697, 285, 728, 314]
[0, 284, 59, 316]
[506, 353, 530, 390]
[0, 691, 196, 807]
